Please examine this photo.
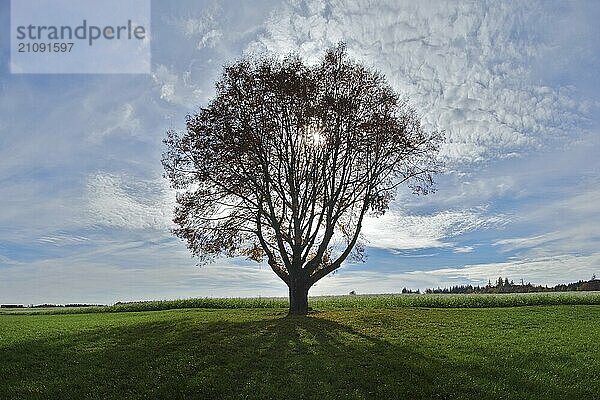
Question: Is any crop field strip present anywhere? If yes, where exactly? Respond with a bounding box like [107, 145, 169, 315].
[2, 291, 600, 315]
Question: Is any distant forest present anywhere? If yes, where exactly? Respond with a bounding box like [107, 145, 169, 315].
[407, 275, 600, 294]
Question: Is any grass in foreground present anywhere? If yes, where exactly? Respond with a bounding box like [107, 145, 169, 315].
[1, 305, 599, 399]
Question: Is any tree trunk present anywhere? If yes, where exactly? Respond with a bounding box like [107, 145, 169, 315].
[288, 280, 309, 315]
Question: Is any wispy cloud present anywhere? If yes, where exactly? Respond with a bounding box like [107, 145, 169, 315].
[493, 185, 600, 258]
[362, 208, 509, 251]
[166, 3, 224, 49]
[87, 103, 141, 143]
[36, 234, 90, 246]
[152, 64, 206, 107]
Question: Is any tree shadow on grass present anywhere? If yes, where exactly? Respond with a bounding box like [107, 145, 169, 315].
[0, 311, 592, 400]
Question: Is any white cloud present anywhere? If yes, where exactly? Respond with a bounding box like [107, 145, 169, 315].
[87, 103, 141, 142]
[84, 173, 175, 230]
[453, 246, 474, 253]
[152, 64, 205, 107]
[494, 233, 557, 252]
[197, 29, 223, 49]
[361, 208, 509, 250]
[250, 0, 588, 164]
[36, 234, 90, 246]
[167, 5, 224, 49]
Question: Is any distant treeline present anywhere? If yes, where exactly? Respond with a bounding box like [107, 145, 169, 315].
[419, 275, 600, 294]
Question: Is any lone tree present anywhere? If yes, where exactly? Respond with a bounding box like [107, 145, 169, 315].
[163, 44, 441, 314]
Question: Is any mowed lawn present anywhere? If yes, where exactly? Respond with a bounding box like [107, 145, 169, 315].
[1, 305, 599, 399]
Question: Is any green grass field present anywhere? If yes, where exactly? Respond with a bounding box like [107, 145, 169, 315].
[1, 296, 599, 399]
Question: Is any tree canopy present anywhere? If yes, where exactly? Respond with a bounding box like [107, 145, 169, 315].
[162, 44, 441, 314]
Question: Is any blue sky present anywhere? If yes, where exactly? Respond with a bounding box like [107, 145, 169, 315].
[1, 0, 600, 304]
